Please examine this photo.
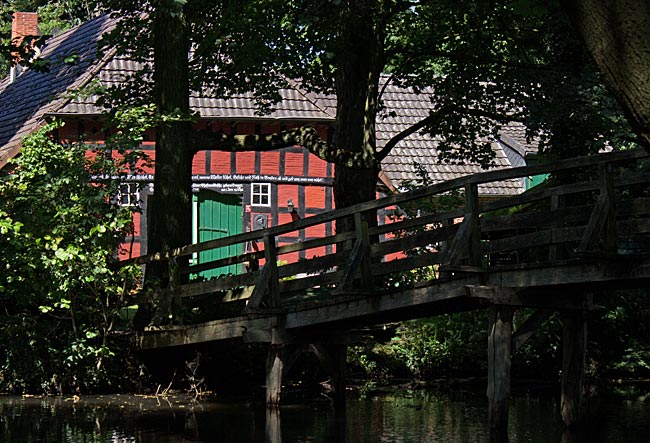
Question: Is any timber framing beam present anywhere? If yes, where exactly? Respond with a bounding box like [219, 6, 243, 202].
[139, 314, 279, 349]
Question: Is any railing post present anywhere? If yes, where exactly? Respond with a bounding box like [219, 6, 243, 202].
[441, 183, 481, 273]
[577, 162, 617, 253]
[264, 234, 280, 308]
[354, 212, 371, 288]
[168, 256, 182, 323]
[465, 183, 482, 267]
[600, 163, 617, 252]
[336, 211, 371, 292]
[549, 191, 560, 261]
[150, 252, 180, 326]
[244, 233, 280, 312]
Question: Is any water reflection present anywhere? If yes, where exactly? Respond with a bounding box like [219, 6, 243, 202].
[266, 408, 282, 443]
[0, 387, 649, 442]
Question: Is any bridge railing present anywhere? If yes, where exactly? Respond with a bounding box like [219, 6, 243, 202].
[123, 148, 650, 325]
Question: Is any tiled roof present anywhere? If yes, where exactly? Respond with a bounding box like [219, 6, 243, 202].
[57, 57, 336, 121]
[0, 14, 536, 196]
[0, 14, 334, 169]
[375, 82, 527, 195]
[499, 121, 539, 157]
[0, 14, 117, 169]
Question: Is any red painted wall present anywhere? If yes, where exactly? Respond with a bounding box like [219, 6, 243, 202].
[70, 118, 336, 263]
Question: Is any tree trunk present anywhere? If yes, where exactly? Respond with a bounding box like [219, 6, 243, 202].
[334, 0, 381, 231]
[562, 0, 650, 149]
[148, 0, 193, 276]
[135, 1, 192, 328]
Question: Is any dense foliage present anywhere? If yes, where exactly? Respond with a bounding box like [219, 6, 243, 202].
[349, 293, 650, 384]
[102, 1, 636, 164]
[0, 121, 147, 393]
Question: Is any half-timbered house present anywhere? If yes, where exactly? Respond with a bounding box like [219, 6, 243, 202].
[0, 13, 531, 268]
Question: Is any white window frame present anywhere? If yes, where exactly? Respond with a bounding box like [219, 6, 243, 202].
[116, 182, 140, 207]
[251, 183, 271, 207]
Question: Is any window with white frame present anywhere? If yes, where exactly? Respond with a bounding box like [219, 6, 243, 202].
[251, 183, 271, 206]
[116, 183, 140, 207]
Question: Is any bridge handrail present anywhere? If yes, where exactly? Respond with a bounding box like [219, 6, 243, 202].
[123, 147, 648, 266]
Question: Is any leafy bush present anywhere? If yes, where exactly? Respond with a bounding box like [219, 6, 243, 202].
[590, 290, 650, 379]
[0, 121, 146, 393]
[348, 313, 488, 381]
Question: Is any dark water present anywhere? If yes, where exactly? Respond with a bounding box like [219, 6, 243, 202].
[0, 387, 648, 442]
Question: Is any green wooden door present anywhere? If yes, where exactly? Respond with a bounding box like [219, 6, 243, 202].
[193, 190, 243, 279]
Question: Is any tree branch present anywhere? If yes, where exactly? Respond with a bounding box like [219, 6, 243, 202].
[375, 112, 441, 162]
[191, 126, 377, 169]
[376, 107, 526, 162]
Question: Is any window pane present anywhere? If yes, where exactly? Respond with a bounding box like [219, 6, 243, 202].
[251, 183, 271, 206]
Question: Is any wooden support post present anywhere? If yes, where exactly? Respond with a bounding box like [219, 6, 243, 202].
[266, 345, 286, 407]
[599, 163, 617, 253]
[337, 213, 371, 292]
[354, 212, 371, 288]
[168, 256, 182, 324]
[487, 304, 514, 441]
[549, 192, 560, 261]
[151, 255, 179, 326]
[244, 263, 271, 312]
[578, 163, 616, 253]
[265, 343, 302, 407]
[442, 183, 481, 273]
[560, 310, 587, 428]
[244, 234, 280, 313]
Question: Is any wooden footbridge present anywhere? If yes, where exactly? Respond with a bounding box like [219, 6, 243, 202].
[128, 148, 650, 435]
